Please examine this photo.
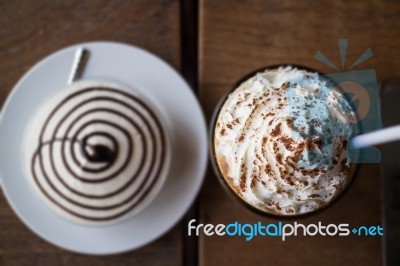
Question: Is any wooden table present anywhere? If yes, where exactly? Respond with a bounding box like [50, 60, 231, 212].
[1, 0, 400, 265]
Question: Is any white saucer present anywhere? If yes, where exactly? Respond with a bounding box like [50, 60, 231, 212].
[0, 42, 207, 255]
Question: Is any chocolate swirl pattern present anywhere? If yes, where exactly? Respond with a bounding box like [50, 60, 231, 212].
[214, 67, 355, 215]
[26, 82, 170, 223]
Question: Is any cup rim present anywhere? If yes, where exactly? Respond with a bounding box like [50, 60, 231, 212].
[209, 64, 361, 219]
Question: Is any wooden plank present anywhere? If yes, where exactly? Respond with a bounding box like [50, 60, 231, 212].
[199, 0, 400, 118]
[198, 0, 400, 265]
[0, 1, 182, 265]
[381, 81, 400, 266]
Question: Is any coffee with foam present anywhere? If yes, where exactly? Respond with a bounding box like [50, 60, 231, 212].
[214, 66, 356, 215]
[25, 80, 171, 224]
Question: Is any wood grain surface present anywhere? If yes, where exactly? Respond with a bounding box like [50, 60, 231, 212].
[0, 1, 182, 265]
[198, 0, 400, 265]
[1, 0, 399, 265]
[381, 81, 400, 266]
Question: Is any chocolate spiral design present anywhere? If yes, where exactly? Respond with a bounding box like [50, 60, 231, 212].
[29, 86, 168, 222]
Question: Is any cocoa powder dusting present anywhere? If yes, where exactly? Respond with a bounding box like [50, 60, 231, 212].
[270, 123, 282, 137]
[265, 164, 272, 175]
[276, 154, 283, 165]
[262, 137, 268, 146]
[239, 166, 248, 192]
[279, 135, 295, 151]
[340, 158, 350, 172]
[240, 173, 246, 192]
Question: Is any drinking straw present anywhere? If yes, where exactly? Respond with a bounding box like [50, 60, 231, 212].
[351, 125, 400, 148]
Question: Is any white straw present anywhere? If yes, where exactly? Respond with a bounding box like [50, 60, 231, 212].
[351, 125, 400, 148]
[67, 47, 88, 84]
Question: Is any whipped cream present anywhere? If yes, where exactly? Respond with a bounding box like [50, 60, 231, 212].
[214, 66, 356, 215]
[25, 80, 170, 224]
